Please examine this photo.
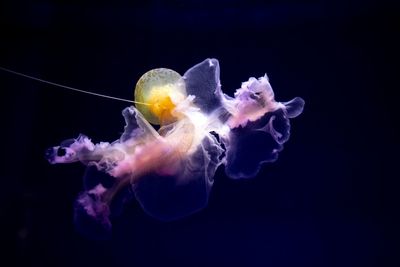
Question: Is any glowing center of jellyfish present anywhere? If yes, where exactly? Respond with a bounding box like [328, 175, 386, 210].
[134, 68, 186, 125]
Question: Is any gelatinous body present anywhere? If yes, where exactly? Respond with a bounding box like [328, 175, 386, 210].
[46, 58, 304, 237]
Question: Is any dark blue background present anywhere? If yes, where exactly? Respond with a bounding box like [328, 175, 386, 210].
[1, 1, 398, 266]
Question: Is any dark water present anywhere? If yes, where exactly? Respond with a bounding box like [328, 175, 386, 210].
[0, 1, 398, 266]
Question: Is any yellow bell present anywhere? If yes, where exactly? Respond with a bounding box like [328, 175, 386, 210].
[134, 68, 186, 125]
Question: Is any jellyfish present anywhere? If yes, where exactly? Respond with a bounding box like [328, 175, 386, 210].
[44, 58, 304, 238]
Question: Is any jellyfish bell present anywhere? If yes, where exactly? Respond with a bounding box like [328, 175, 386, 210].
[134, 68, 187, 125]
